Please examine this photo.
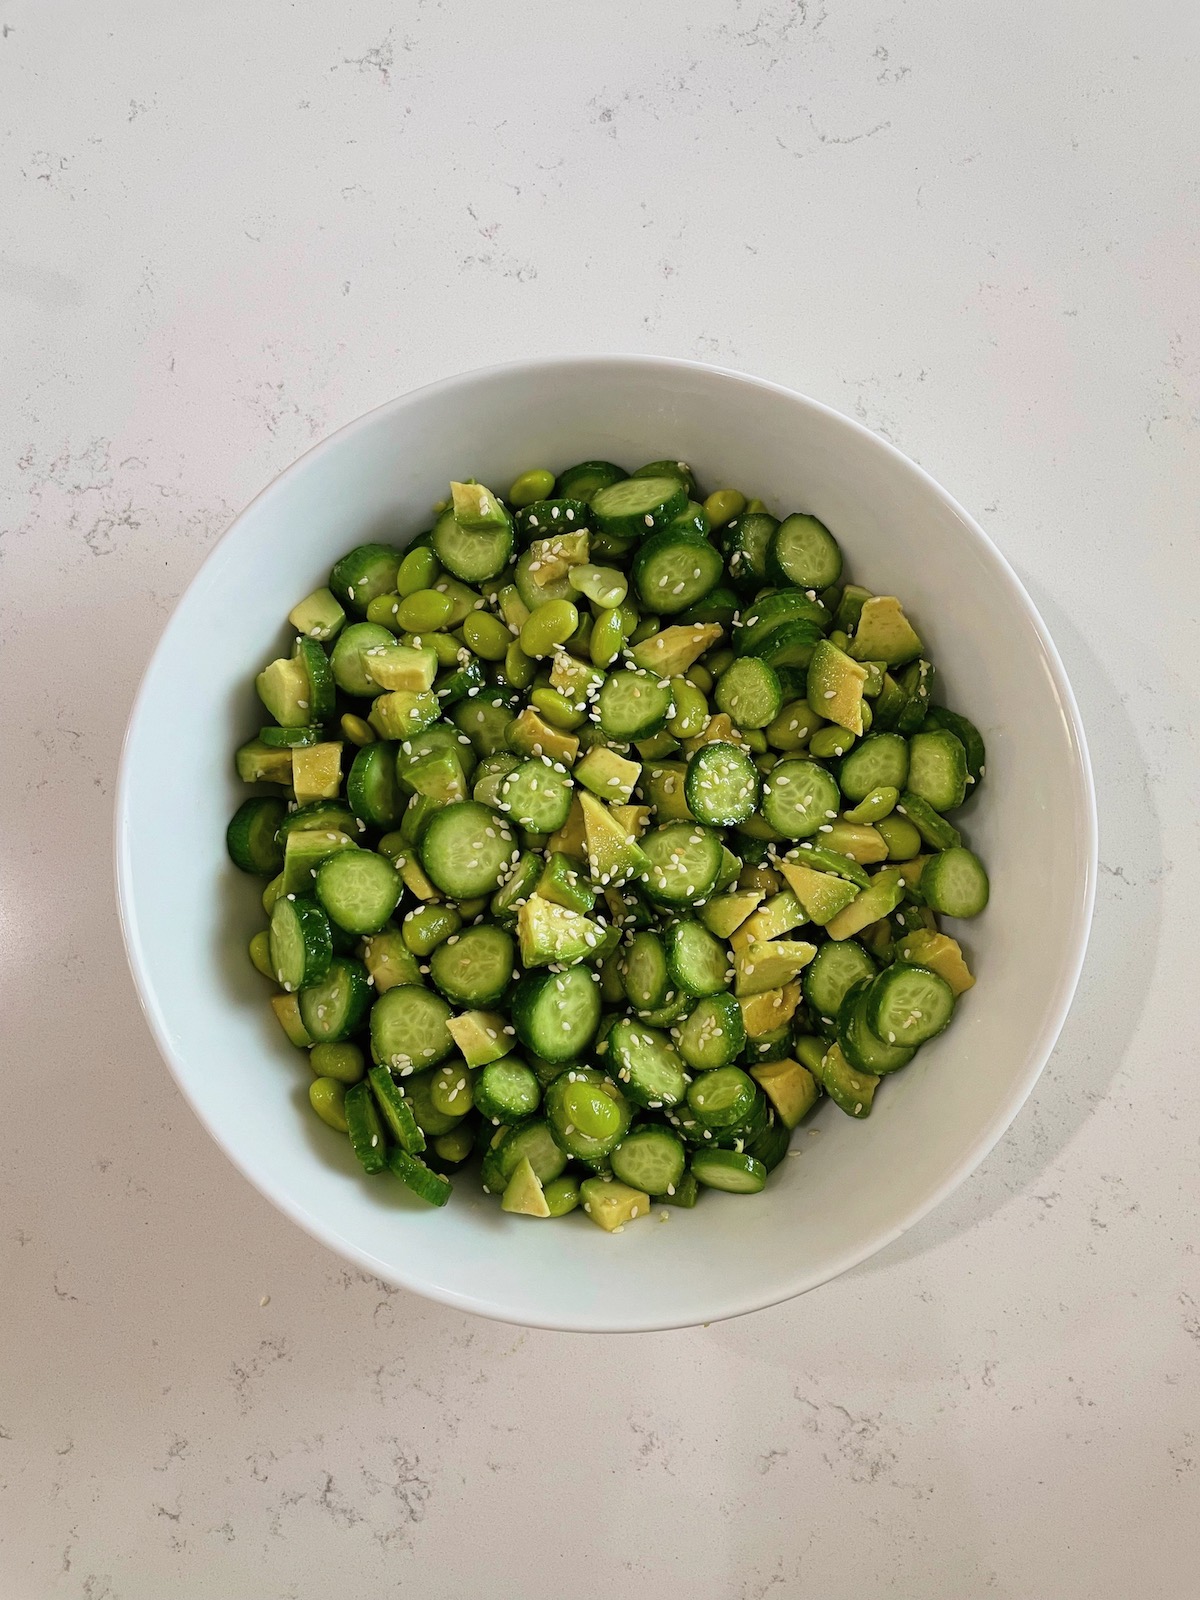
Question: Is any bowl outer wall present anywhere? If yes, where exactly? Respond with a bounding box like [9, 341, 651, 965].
[115, 355, 1097, 1332]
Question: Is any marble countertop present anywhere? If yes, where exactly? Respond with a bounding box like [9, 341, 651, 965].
[3, 1, 1198, 1594]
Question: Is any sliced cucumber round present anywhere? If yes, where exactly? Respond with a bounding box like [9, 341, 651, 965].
[769, 513, 843, 589]
[226, 796, 287, 875]
[591, 475, 688, 537]
[639, 822, 725, 907]
[715, 657, 782, 731]
[597, 669, 673, 741]
[686, 1065, 757, 1129]
[620, 930, 670, 1012]
[544, 1066, 631, 1160]
[315, 849, 401, 935]
[761, 758, 842, 839]
[299, 956, 371, 1044]
[690, 1148, 767, 1193]
[606, 1020, 687, 1108]
[429, 924, 515, 1007]
[685, 741, 760, 826]
[510, 964, 601, 1063]
[610, 1127, 686, 1195]
[632, 531, 723, 615]
[865, 962, 955, 1047]
[837, 979, 916, 1075]
[555, 459, 627, 503]
[432, 507, 514, 584]
[919, 846, 990, 918]
[419, 801, 519, 899]
[677, 992, 745, 1071]
[369, 984, 455, 1073]
[499, 759, 574, 833]
[330, 543, 403, 615]
[664, 919, 730, 997]
[801, 937, 877, 1026]
[347, 741, 405, 827]
[269, 894, 333, 992]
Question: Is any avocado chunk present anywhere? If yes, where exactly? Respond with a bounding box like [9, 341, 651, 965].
[549, 651, 604, 703]
[368, 690, 440, 740]
[281, 828, 357, 896]
[446, 1008, 514, 1066]
[778, 861, 859, 926]
[507, 707, 580, 767]
[289, 586, 346, 642]
[574, 745, 642, 805]
[739, 980, 802, 1037]
[516, 893, 604, 967]
[643, 762, 693, 822]
[833, 583, 873, 634]
[270, 992, 313, 1048]
[895, 929, 975, 995]
[611, 803, 651, 839]
[536, 851, 596, 915]
[729, 889, 806, 951]
[630, 623, 724, 676]
[820, 821, 889, 864]
[364, 642, 439, 693]
[816, 1041, 879, 1117]
[529, 530, 589, 585]
[823, 865, 905, 942]
[235, 738, 294, 785]
[360, 929, 423, 994]
[580, 1176, 650, 1231]
[406, 746, 469, 804]
[546, 795, 587, 860]
[733, 939, 817, 997]
[291, 742, 343, 807]
[450, 480, 509, 532]
[848, 595, 924, 668]
[501, 1155, 551, 1217]
[806, 638, 868, 736]
[751, 1057, 820, 1129]
[579, 792, 649, 886]
[256, 656, 313, 727]
[698, 889, 763, 939]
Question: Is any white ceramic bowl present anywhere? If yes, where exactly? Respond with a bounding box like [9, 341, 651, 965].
[116, 356, 1096, 1332]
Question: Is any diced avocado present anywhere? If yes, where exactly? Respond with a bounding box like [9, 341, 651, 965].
[643, 762, 693, 821]
[549, 651, 604, 703]
[507, 707, 579, 767]
[698, 889, 763, 939]
[714, 846, 742, 893]
[739, 980, 802, 1038]
[406, 747, 468, 804]
[270, 992, 312, 1048]
[822, 821, 889, 864]
[281, 828, 357, 896]
[896, 929, 975, 995]
[858, 661, 885, 698]
[580, 1176, 650, 1232]
[729, 889, 806, 952]
[529, 531, 590, 585]
[516, 893, 604, 966]
[630, 622, 724, 676]
[611, 803, 651, 838]
[806, 638, 868, 736]
[236, 738, 293, 785]
[733, 939, 817, 997]
[751, 1057, 820, 1129]
[858, 918, 894, 960]
[397, 851, 441, 901]
[400, 792, 439, 845]
[824, 865, 905, 942]
[765, 698, 825, 751]
[446, 1009, 514, 1066]
[682, 711, 744, 754]
[817, 1041, 879, 1118]
[256, 656, 313, 727]
[536, 851, 597, 915]
[364, 643, 439, 693]
[833, 583, 873, 633]
[793, 1035, 827, 1075]
[574, 745, 641, 805]
[849, 596, 923, 668]
[778, 861, 859, 926]
[579, 792, 649, 886]
[501, 1155, 551, 1217]
[450, 480, 509, 532]
[360, 929, 422, 993]
[291, 742, 342, 807]
[546, 795, 587, 860]
[368, 690, 440, 740]
[732, 811, 784, 843]
[289, 587, 346, 642]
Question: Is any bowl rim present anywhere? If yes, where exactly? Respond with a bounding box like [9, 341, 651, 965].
[114, 353, 1098, 1332]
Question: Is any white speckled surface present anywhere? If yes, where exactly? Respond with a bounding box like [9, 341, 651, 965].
[2, 1, 1198, 1594]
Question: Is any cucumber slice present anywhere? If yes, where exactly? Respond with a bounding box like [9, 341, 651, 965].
[367, 1063, 426, 1153]
[401, 1067, 466, 1136]
[491, 850, 543, 922]
[299, 956, 371, 1044]
[330, 543, 402, 616]
[722, 512, 778, 590]
[475, 1057, 541, 1123]
[544, 1066, 631, 1159]
[451, 691, 519, 756]
[801, 937, 877, 1026]
[621, 931, 670, 1012]
[769, 513, 843, 589]
[639, 823, 724, 907]
[606, 1020, 687, 1108]
[865, 962, 956, 1047]
[686, 1066, 757, 1129]
[745, 1112, 791, 1172]
[344, 1081, 388, 1173]
[906, 729, 968, 812]
[226, 796, 287, 875]
[896, 792, 961, 851]
[556, 460, 627, 503]
[677, 992, 745, 1071]
[418, 801, 519, 899]
[632, 531, 723, 615]
[735, 589, 830, 654]
[816, 1041, 879, 1118]
[480, 1118, 568, 1195]
[838, 733, 909, 802]
[499, 759, 574, 833]
[331, 622, 397, 696]
[432, 507, 514, 584]
[315, 850, 402, 935]
[369, 984, 454, 1073]
[346, 741, 404, 827]
[388, 1147, 452, 1206]
[665, 920, 730, 997]
[754, 620, 823, 671]
[269, 895, 333, 991]
[685, 741, 760, 826]
[591, 475, 688, 537]
[597, 670, 673, 741]
[259, 725, 322, 749]
[610, 1127, 687, 1195]
[761, 759, 842, 839]
[690, 1149, 767, 1194]
[919, 846, 990, 918]
[277, 799, 361, 840]
[514, 498, 591, 542]
[836, 979, 916, 1074]
[510, 965, 601, 1063]
[632, 458, 699, 497]
[679, 584, 739, 627]
[715, 658, 782, 731]
[294, 637, 336, 720]
[924, 705, 986, 786]
[429, 924, 515, 1006]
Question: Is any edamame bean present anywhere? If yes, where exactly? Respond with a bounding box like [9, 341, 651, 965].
[340, 712, 376, 747]
[433, 1123, 475, 1164]
[403, 631, 460, 665]
[366, 593, 404, 632]
[431, 1063, 475, 1118]
[262, 874, 284, 916]
[497, 584, 530, 632]
[249, 930, 274, 979]
[565, 611, 592, 657]
[703, 489, 746, 529]
[590, 606, 631, 667]
[309, 1077, 349, 1133]
[397, 547, 439, 596]
[531, 687, 587, 730]
[457, 897, 488, 919]
[667, 677, 709, 739]
[745, 497, 768, 515]
[519, 598, 578, 658]
[543, 1175, 582, 1217]
[568, 563, 628, 608]
[743, 729, 769, 754]
[503, 640, 535, 689]
[844, 785, 899, 824]
[828, 628, 850, 651]
[396, 588, 454, 632]
[310, 1042, 366, 1084]
[876, 813, 922, 859]
[403, 903, 462, 956]
[685, 662, 713, 694]
[461, 610, 512, 660]
[508, 468, 556, 507]
[809, 725, 854, 759]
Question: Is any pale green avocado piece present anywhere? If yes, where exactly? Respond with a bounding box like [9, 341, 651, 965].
[806, 638, 868, 736]
[579, 792, 650, 886]
[751, 1057, 820, 1129]
[817, 1042, 879, 1118]
[698, 889, 764, 939]
[288, 586, 346, 643]
[823, 865, 905, 942]
[450, 480, 509, 532]
[236, 738, 293, 785]
[536, 851, 596, 915]
[256, 655, 313, 727]
[574, 745, 642, 805]
[446, 1009, 513, 1067]
[580, 1176, 651, 1231]
[731, 889, 806, 948]
[364, 643, 439, 693]
[368, 690, 440, 740]
[507, 707, 580, 767]
[281, 828, 357, 896]
[292, 743, 342, 807]
[778, 861, 860, 926]
[516, 893, 604, 967]
[630, 622, 724, 676]
[361, 929, 423, 994]
[501, 1155, 552, 1217]
[733, 939, 817, 997]
[405, 747, 468, 804]
[643, 762, 693, 822]
[848, 596, 924, 668]
[549, 651, 604, 702]
[270, 992, 313, 1049]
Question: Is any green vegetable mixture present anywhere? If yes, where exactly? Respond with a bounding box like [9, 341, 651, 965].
[227, 456, 990, 1229]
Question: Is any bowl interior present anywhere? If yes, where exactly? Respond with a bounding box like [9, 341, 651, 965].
[117, 357, 1095, 1331]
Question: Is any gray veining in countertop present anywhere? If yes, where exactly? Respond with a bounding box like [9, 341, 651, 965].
[2, 1, 1198, 1595]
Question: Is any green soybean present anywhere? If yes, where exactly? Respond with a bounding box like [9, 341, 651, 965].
[309, 1077, 349, 1133]
[590, 606, 632, 667]
[310, 1042, 366, 1084]
[508, 468, 556, 507]
[397, 547, 439, 597]
[531, 687, 587, 730]
[397, 589, 454, 632]
[366, 593, 404, 631]
[249, 930, 275, 979]
[667, 678, 709, 739]
[339, 713, 376, 747]
[704, 489, 746, 529]
[519, 599, 578, 658]
[568, 563, 628, 608]
[503, 640, 535, 689]
[462, 610, 512, 660]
